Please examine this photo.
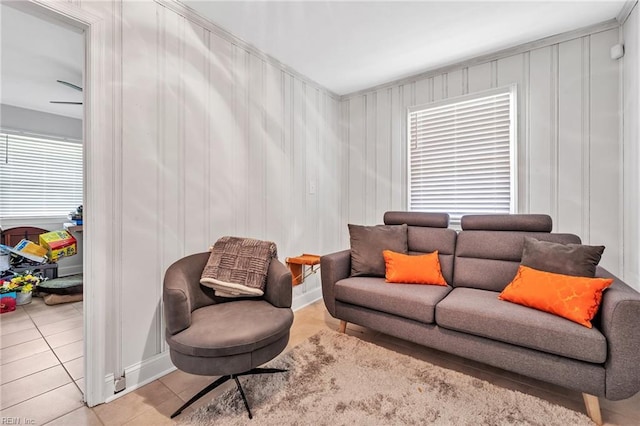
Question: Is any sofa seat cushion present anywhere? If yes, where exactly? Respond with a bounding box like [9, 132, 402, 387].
[335, 277, 452, 324]
[167, 300, 293, 358]
[436, 287, 607, 363]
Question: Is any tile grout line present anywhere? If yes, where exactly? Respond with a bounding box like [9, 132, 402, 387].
[0, 330, 41, 349]
[1, 300, 87, 422]
[13, 305, 90, 425]
[0, 347, 51, 371]
[22, 299, 85, 398]
[0, 366, 74, 410]
[25, 307, 83, 326]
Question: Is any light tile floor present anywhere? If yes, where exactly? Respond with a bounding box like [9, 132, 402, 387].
[1, 299, 639, 425]
[1, 295, 85, 424]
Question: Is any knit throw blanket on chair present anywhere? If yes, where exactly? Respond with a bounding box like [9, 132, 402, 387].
[200, 236, 277, 298]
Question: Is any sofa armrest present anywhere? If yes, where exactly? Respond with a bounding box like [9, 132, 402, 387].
[320, 250, 351, 316]
[163, 252, 210, 336]
[595, 266, 640, 400]
[264, 259, 292, 308]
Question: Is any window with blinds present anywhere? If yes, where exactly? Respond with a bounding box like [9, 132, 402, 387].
[0, 133, 83, 218]
[408, 85, 517, 227]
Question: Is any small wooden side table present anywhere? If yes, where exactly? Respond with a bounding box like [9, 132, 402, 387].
[285, 254, 321, 286]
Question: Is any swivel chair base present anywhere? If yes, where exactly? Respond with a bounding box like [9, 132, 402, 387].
[170, 367, 287, 419]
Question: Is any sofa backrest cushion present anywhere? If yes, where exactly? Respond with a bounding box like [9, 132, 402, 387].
[454, 214, 580, 292]
[384, 211, 457, 285]
[461, 214, 552, 232]
[407, 227, 457, 285]
[384, 211, 449, 228]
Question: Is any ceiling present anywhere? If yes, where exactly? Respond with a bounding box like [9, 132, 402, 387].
[183, 0, 627, 95]
[0, 4, 84, 120]
[0, 1, 627, 120]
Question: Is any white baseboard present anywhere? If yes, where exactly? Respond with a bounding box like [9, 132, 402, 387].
[102, 289, 322, 404]
[104, 352, 176, 404]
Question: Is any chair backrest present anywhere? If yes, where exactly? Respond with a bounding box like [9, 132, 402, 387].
[453, 214, 580, 292]
[1, 226, 49, 247]
[384, 211, 457, 285]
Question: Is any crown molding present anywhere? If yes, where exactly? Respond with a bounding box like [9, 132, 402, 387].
[617, 0, 637, 25]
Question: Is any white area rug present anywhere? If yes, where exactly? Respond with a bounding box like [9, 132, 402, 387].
[179, 329, 592, 425]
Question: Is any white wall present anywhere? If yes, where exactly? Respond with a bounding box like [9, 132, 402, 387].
[341, 27, 626, 277]
[37, 0, 344, 400]
[0, 104, 82, 140]
[623, 4, 640, 289]
[119, 0, 343, 371]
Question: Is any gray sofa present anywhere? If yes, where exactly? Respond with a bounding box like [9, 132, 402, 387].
[321, 211, 640, 425]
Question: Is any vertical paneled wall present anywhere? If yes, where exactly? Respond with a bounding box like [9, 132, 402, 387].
[120, 1, 343, 367]
[341, 28, 624, 276]
[623, 5, 640, 289]
[42, 0, 638, 402]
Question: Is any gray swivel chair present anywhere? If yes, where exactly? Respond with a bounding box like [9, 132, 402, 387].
[163, 251, 294, 419]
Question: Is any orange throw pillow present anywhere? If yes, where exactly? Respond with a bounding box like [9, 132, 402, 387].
[499, 265, 613, 328]
[383, 250, 447, 286]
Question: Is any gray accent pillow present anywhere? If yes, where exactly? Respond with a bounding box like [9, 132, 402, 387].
[349, 224, 408, 277]
[521, 237, 605, 277]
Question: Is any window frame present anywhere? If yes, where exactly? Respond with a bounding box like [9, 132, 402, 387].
[406, 84, 518, 226]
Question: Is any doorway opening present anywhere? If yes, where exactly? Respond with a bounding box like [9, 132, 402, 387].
[0, 1, 86, 411]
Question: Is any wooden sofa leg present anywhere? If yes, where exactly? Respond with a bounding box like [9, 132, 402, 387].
[338, 320, 347, 333]
[582, 393, 602, 425]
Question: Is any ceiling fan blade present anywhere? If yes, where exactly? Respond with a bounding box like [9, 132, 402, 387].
[56, 80, 83, 92]
[50, 101, 83, 105]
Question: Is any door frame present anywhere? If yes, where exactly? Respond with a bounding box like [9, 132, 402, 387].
[9, 0, 114, 407]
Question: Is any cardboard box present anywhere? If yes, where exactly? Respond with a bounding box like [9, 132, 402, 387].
[39, 231, 77, 262]
[11, 239, 48, 263]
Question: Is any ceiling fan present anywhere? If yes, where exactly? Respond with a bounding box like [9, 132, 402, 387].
[50, 79, 83, 105]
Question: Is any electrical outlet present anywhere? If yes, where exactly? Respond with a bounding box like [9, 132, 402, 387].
[309, 180, 317, 195]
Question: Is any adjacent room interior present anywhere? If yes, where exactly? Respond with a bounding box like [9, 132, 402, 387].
[0, 1, 639, 425]
[0, 0, 86, 411]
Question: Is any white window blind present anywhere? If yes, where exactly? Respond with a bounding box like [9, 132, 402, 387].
[408, 86, 516, 226]
[0, 133, 83, 218]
